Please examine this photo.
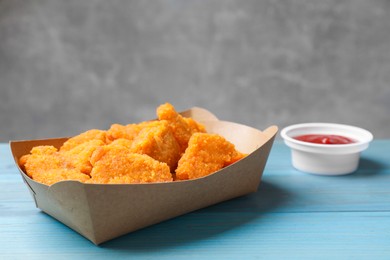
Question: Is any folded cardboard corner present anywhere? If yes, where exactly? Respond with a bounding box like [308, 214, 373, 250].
[10, 107, 278, 245]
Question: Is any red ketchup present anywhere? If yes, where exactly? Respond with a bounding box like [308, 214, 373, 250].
[294, 134, 356, 145]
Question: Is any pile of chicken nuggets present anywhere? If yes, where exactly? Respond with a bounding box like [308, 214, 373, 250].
[19, 103, 246, 186]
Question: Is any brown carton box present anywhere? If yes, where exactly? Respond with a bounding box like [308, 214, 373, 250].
[10, 107, 278, 245]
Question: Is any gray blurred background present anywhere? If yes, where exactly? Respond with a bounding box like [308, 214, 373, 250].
[1, 0, 389, 142]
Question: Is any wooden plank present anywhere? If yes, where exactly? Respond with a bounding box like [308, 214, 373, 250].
[0, 207, 389, 259]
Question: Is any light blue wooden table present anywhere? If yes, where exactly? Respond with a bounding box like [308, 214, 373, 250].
[1, 140, 389, 259]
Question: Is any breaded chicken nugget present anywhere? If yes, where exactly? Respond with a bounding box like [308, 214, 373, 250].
[108, 138, 133, 149]
[106, 124, 139, 142]
[89, 138, 133, 166]
[130, 120, 181, 172]
[183, 117, 206, 133]
[157, 103, 206, 153]
[175, 133, 246, 180]
[33, 168, 90, 186]
[19, 146, 60, 177]
[30, 145, 58, 155]
[106, 121, 156, 143]
[19, 103, 241, 185]
[19, 145, 89, 185]
[89, 145, 172, 184]
[60, 129, 107, 151]
[60, 139, 105, 175]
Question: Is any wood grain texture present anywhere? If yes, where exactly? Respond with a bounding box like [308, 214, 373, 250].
[1, 141, 389, 259]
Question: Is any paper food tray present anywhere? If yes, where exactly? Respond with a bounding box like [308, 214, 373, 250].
[10, 107, 278, 245]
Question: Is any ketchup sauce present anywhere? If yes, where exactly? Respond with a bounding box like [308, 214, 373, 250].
[294, 134, 356, 145]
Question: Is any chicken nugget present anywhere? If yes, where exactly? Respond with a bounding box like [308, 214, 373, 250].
[19, 146, 58, 177]
[175, 133, 246, 180]
[60, 129, 107, 151]
[33, 168, 90, 186]
[106, 124, 138, 142]
[89, 138, 132, 166]
[89, 145, 172, 184]
[60, 139, 105, 175]
[19, 154, 29, 173]
[19, 145, 89, 185]
[157, 103, 206, 153]
[130, 120, 181, 172]
[108, 138, 133, 149]
[106, 121, 156, 143]
[30, 145, 58, 155]
[183, 117, 206, 133]
[19, 146, 58, 175]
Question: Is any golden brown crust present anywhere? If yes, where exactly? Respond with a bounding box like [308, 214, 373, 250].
[175, 133, 246, 180]
[157, 103, 206, 154]
[88, 145, 172, 184]
[60, 139, 105, 175]
[130, 120, 181, 172]
[60, 129, 107, 151]
[106, 121, 156, 143]
[19, 145, 90, 185]
[19, 103, 245, 185]
[33, 169, 90, 186]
